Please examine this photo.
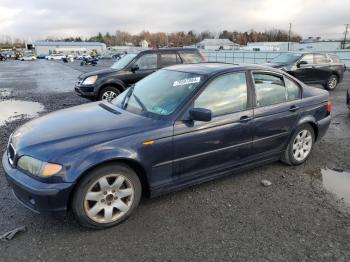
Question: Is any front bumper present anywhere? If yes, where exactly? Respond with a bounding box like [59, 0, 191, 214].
[74, 84, 97, 99]
[2, 152, 73, 213]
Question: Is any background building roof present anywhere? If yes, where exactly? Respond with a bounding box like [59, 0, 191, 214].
[34, 41, 105, 46]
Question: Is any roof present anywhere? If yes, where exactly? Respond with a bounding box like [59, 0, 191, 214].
[34, 42, 105, 47]
[197, 39, 237, 46]
[165, 62, 277, 75]
[141, 47, 199, 53]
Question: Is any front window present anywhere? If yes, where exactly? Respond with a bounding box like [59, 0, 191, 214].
[134, 53, 158, 70]
[111, 54, 137, 70]
[271, 53, 301, 64]
[300, 54, 314, 64]
[112, 69, 205, 117]
[194, 73, 248, 116]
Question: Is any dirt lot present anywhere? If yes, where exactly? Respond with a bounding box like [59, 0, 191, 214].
[0, 59, 350, 262]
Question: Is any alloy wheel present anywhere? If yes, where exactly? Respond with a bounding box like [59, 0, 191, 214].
[102, 91, 117, 101]
[84, 174, 134, 223]
[292, 130, 313, 162]
[328, 76, 337, 89]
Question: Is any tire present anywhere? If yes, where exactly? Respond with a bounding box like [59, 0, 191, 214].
[324, 74, 338, 91]
[281, 124, 315, 166]
[80, 61, 84, 66]
[99, 86, 120, 101]
[72, 163, 142, 229]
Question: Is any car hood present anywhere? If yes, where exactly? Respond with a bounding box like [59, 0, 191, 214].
[10, 102, 160, 160]
[79, 68, 120, 79]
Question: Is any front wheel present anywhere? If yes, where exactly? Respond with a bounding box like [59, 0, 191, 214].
[281, 124, 315, 165]
[324, 74, 338, 91]
[99, 86, 120, 101]
[72, 163, 142, 229]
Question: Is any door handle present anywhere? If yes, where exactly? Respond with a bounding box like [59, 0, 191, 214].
[239, 115, 252, 122]
[289, 105, 300, 112]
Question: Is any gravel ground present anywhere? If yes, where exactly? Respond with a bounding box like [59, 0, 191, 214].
[0, 59, 350, 262]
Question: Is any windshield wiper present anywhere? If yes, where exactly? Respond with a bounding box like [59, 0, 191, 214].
[121, 85, 135, 109]
[133, 94, 148, 112]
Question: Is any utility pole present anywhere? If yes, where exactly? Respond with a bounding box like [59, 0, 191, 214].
[287, 22, 292, 51]
[342, 24, 349, 49]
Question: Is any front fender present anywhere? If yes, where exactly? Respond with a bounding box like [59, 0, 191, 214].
[65, 145, 141, 183]
[97, 78, 127, 92]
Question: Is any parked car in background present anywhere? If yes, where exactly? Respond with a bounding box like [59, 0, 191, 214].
[3, 63, 331, 229]
[77, 55, 92, 60]
[75, 48, 206, 101]
[36, 54, 46, 59]
[46, 54, 66, 60]
[20, 53, 37, 61]
[265, 52, 346, 90]
[0, 53, 7, 61]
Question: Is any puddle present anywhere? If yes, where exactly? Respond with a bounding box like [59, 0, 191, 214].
[320, 168, 350, 205]
[0, 100, 44, 125]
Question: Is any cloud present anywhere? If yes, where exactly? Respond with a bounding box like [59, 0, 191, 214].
[0, 0, 349, 39]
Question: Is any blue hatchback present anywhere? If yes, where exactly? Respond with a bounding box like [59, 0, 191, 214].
[2, 63, 331, 228]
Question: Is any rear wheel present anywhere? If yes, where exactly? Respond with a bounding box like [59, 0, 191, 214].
[99, 86, 120, 101]
[324, 74, 338, 91]
[281, 124, 315, 165]
[72, 163, 142, 229]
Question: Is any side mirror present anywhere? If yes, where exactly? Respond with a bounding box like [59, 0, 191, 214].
[297, 60, 307, 68]
[131, 64, 139, 72]
[189, 108, 212, 122]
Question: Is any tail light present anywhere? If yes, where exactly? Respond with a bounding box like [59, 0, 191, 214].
[327, 97, 332, 113]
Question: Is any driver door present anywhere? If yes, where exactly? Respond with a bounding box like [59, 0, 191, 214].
[293, 54, 315, 83]
[172, 72, 254, 183]
[124, 53, 159, 86]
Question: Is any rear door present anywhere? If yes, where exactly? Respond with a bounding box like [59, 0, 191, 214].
[313, 53, 332, 82]
[251, 71, 302, 157]
[173, 72, 254, 182]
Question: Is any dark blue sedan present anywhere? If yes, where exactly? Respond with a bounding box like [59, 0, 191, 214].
[2, 63, 331, 228]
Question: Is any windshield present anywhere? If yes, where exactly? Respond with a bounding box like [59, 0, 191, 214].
[111, 54, 137, 70]
[271, 53, 302, 64]
[112, 69, 205, 117]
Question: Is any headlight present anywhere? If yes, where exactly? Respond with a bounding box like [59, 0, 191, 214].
[82, 75, 98, 85]
[17, 156, 62, 177]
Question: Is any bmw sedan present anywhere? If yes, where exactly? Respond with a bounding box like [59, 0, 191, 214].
[2, 63, 331, 229]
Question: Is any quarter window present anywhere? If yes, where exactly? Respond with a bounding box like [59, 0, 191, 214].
[285, 77, 301, 101]
[179, 51, 203, 63]
[194, 73, 248, 116]
[161, 53, 181, 67]
[253, 73, 286, 107]
[135, 54, 157, 70]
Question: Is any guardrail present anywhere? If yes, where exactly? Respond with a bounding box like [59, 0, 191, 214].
[202, 50, 350, 68]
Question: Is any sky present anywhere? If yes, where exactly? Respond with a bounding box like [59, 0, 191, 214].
[0, 0, 349, 40]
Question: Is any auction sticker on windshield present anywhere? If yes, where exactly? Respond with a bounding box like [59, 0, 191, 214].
[173, 77, 201, 87]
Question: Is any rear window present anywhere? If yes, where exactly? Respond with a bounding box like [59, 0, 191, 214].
[178, 51, 204, 63]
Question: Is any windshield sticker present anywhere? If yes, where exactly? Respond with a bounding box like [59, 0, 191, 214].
[173, 77, 201, 87]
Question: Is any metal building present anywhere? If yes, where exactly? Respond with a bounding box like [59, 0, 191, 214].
[33, 42, 106, 56]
